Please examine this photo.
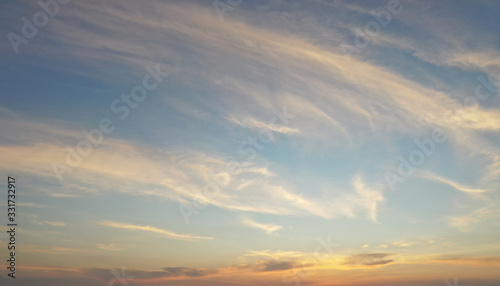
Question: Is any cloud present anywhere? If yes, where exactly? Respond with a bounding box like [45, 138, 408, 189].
[343, 253, 396, 267]
[83, 266, 217, 280]
[31, 0, 500, 142]
[243, 250, 309, 260]
[95, 243, 122, 251]
[0, 110, 386, 222]
[21, 245, 87, 254]
[96, 221, 214, 241]
[43, 221, 66, 227]
[391, 241, 418, 247]
[253, 260, 300, 272]
[1, 1, 500, 284]
[236, 252, 307, 273]
[351, 175, 384, 222]
[0, 201, 47, 208]
[446, 207, 500, 231]
[433, 256, 500, 265]
[417, 171, 488, 196]
[7, 1, 499, 152]
[51, 193, 81, 198]
[3, 0, 498, 228]
[241, 217, 283, 235]
[228, 116, 300, 135]
[161, 267, 217, 278]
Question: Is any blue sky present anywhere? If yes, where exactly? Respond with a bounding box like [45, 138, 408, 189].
[0, 0, 500, 285]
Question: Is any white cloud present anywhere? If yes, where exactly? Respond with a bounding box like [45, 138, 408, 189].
[43, 221, 66, 227]
[417, 171, 488, 196]
[446, 207, 500, 232]
[241, 217, 283, 235]
[96, 221, 214, 241]
[228, 116, 300, 135]
[2, 0, 498, 231]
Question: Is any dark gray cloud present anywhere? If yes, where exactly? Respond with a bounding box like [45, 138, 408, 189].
[162, 267, 217, 277]
[83, 266, 217, 280]
[255, 260, 298, 272]
[236, 259, 308, 272]
[343, 253, 396, 266]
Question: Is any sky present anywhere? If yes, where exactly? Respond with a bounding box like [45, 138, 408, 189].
[0, 0, 499, 285]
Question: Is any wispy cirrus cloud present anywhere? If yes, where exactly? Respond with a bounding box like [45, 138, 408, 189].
[416, 171, 488, 196]
[241, 217, 283, 235]
[96, 221, 214, 241]
[228, 116, 300, 135]
[43, 221, 66, 227]
[446, 207, 500, 232]
[2, 2, 500, 283]
[0, 109, 387, 222]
